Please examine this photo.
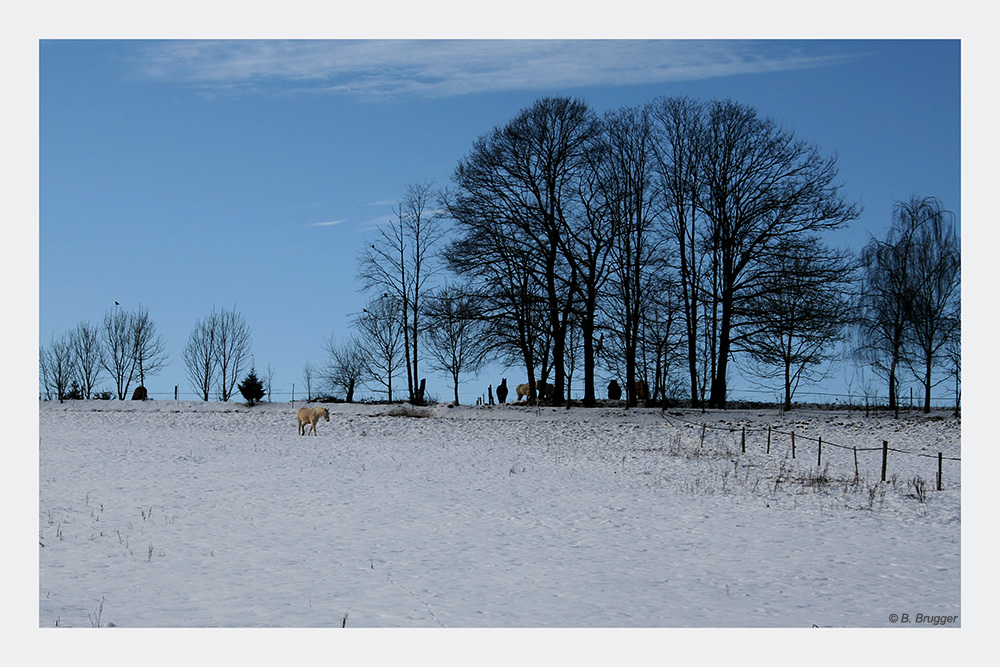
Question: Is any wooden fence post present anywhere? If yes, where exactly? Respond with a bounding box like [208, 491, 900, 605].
[937, 452, 943, 491]
[741, 427, 746, 453]
[792, 431, 796, 459]
[881, 440, 888, 482]
[853, 446, 859, 480]
[817, 436, 822, 467]
[767, 426, 771, 454]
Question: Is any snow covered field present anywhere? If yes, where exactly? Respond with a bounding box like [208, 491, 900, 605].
[38, 399, 960, 632]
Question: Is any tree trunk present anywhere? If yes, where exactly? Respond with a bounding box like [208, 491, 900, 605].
[582, 304, 598, 407]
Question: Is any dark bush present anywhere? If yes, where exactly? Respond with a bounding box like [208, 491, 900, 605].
[238, 368, 265, 406]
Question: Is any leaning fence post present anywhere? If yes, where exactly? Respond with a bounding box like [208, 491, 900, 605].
[881, 440, 889, 482]
[937, 452, 943, 491]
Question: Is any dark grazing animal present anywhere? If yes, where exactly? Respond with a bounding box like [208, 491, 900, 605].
[496, 378, 508, 404]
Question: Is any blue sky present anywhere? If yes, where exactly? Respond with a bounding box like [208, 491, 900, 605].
[36, 38, 962, 404]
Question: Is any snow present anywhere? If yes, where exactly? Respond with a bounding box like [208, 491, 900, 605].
[38, 401, 961, 628]
[39, 399, 960, 632]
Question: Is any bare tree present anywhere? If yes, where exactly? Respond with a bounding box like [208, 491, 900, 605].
[302, 361, 316, 401]
[856, 200, 933, 415]
[40, 333, 74, 401]
[323, 333, 366, 402]
[357, 181, 446, 404]
[567, 111, 625, 406]
[444, 196, 550, 400]
[70, 320, 103, 399]
[696, 99, 859, 407]
[131, 305, 168, 392]
[183, 310, 218, 401]
[264, 363, 276, 402]
[599, 104, 663, 408]
[101, 306, 136, 400]
[641, 271, 684, 405]
[741, 238, 855, 411]
[447, 97, 600, 405]
[651, 96, 707, 407]
[423, 285, 490, 404]
[353, 295, 406, 401]
[901, 197, 960, 413]
[944, 308, 961, 417]
[214, 307, 252, 402]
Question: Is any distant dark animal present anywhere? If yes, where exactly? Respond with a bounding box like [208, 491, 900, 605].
[131, 386, 147, 401]
[297, 406, 330, 435]
[634, 381, 649, 402]
[607, 380, 621, 401]
[496, 378, 508, 404]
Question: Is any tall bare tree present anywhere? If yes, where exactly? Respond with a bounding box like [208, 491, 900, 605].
[323, 333, 366, 403]
[854, 198, 959, 415]
[566, 110, 628, 406]
[900, 197, 960, 413]
[183, 310, 218, 401]
[357, 181, 446, 404]
[302, 361, 316, 402]
[40, 333, 74, 401]
[447, 97, 600, 404]
[696, 100, 859, 407]
[214, 307, 252, 402]
[423, 285, 490, 405]
[651, 96, 707, 407]
[740, 238, 855, 410]
[444, 192, 549, 400]
[101, 306, 136, 400]
[353, 295, 406, 401]
[70, 320, 104, 399]
[130, 305, 168, 391]
[599, 104, 663, 407]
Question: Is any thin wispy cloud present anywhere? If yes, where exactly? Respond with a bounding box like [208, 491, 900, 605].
[130, 40, 859, 100]
[306, 219, 346, 227]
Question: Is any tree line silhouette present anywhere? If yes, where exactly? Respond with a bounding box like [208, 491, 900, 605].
[332, 96, 959, 412]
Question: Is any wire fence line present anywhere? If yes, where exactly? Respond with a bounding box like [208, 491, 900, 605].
[126, 380, 962, 406]
[658, 411, 960, 490]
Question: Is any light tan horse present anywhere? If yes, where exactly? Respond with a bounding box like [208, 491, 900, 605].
[516, 381, 553, 401]
[297, 406, 330, 435]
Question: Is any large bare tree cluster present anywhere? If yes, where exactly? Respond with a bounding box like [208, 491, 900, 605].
[442, 96, 862, 408]
[323, 96, 959, 409]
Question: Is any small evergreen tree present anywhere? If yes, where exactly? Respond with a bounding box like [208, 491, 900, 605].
[238, 368, 265, 406]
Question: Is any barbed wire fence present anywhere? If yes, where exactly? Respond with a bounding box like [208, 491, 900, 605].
[658, 411, 960, 492]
